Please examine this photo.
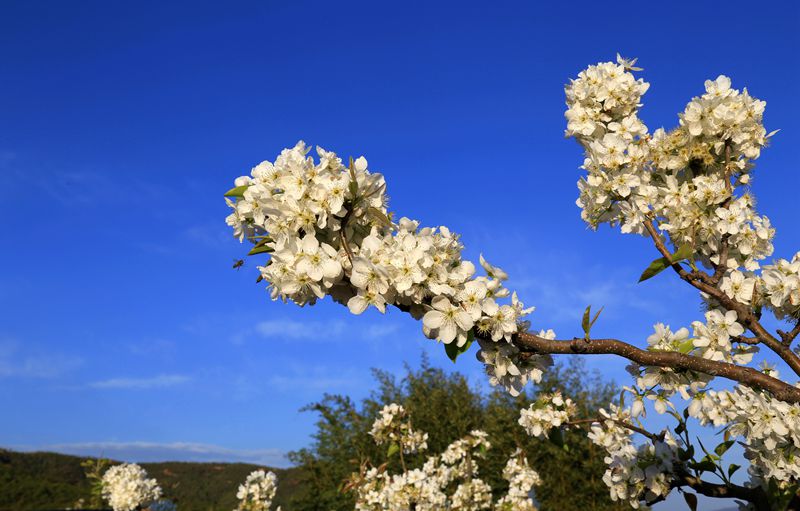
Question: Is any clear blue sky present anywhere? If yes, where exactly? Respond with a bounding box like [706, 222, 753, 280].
[1, 1, 798, 509]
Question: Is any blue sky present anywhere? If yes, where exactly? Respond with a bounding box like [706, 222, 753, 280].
[1, 1, 798, 509]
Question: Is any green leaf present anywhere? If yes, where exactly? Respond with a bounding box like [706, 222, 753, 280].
[581, 305, 604, 339]
[728, 464, 741, 477]
[252, 236, 273, 248]
[547, 427, 564, 448]
[677, 338, 696, 354]
[672, 244, 694, 262]
[638, 245, 694, 283]
[224, 185, 249, 198]
[367, 207, 393, 229]
[714, 439, 735, 457]
[638, 256, 671, 282]
[348, 157, 359, 198]
[445, 330, 475, 363]
[387, 443, 400, 458]
[682, 492, 698, 511]
[248, 245, 274, 256]
[674, 422, 685, 435]
[689, 459, 717, 472]
[582, 306, 592, 336]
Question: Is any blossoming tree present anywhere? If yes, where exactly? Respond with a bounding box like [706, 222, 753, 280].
[101, 463, 163, 511]
[225, 56, 800, 510]
[347, 403, 540, 510]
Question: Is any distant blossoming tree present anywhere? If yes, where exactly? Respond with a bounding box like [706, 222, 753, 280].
[225, 55, 800, 510]
[235, 469, 280, 511]
[346, 403, 540, 511]
[101, 463, 162, 511]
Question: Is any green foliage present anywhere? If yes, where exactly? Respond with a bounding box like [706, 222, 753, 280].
[638, 244, 693, 282]
[0, 449, 302, 511]
[288, 355, 630, 511]
[444, 330, 475, 362]
[80, 456, 111, 508]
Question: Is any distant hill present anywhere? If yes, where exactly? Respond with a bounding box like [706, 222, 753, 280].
[0, 448, 305, 511]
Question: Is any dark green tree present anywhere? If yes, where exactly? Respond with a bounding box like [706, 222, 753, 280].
[288, 355, 629, 511]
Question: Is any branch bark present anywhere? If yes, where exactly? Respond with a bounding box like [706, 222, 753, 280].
[512, 332, 800, 404]
[673, 471, 770, 511]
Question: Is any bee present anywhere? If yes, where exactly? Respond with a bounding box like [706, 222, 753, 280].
[232, 259, 244, 270]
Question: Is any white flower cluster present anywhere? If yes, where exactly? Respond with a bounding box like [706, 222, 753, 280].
[369, 403, 429, 454]
[353, 407, 540, 511]
[760, 252, 800, 320]
[235, 469, 279, 511]
[679, 75, 769, 161]
[630, 323, 711, 398]
[566, 56, 776, 275]
[494, 448, 541, 511]
[691, 309, 755, 364]
[225, 141, 549, 396]
[587, 405, 679, 508]
[476, 329, 555, 397]
[517, 392, 576, 438]
[353, 430, 493, 511]
[688, 385, 800, 485]
[101, 463, 162, 511]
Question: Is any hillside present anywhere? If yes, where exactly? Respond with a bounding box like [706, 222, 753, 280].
[0, 449, 305, 511]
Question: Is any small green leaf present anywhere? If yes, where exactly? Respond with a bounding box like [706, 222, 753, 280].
[638, 256, 671, 282]
[252, 236, 273, 248]
[547, 427, 564, 448]
[367, 207, 393, 229]
[682, 492, 698, 511]
[674, 423, 685, 435]
[638, 245, 694, 283]
[672, 244, 694, 262]
[689, 459, 716, 472]
[224, 185, 249, 198]
[248, 245, 274, 256]
[445, 330, 475, 363]
[348, 157, 359, 197]
[728, 464, 741, 477]
[590, 306, 604, 329]
[582, 305, 592, 336]
[387, 443, 400, 458]
[677, 338, 696, 354]
[714, 439, 735, 457]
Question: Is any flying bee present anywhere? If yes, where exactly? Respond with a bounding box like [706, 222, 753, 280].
[232, 259, 244, 270]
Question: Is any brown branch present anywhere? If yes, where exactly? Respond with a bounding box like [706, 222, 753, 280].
[710, 233, 730, 286]
[512, 332, 800, 404]
[732, 335, 761, 345]
[643, 220, 800, 377]
[566, 418, 664, 442]
[673, 471, 770, 511]
[778, 322, 800, 347]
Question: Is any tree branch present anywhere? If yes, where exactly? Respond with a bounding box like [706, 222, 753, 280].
[673, 471, 770, 511]
[778, 322, 800, 347]
[566, 418, 664, 442]
[642, 220, 800, 378]
[512, 332, 800, 404]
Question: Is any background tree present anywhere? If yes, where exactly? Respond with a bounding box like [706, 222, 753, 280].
[288, 356, 628, 511]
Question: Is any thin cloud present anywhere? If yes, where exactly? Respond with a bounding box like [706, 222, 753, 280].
[10, 441, 288, 468]
[361, 323, 401, 340]
[255, 318, 347, 339]
[88, 374, 190, 390]
[0, 339, 83, 379]
[267, 364, 364, 393]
